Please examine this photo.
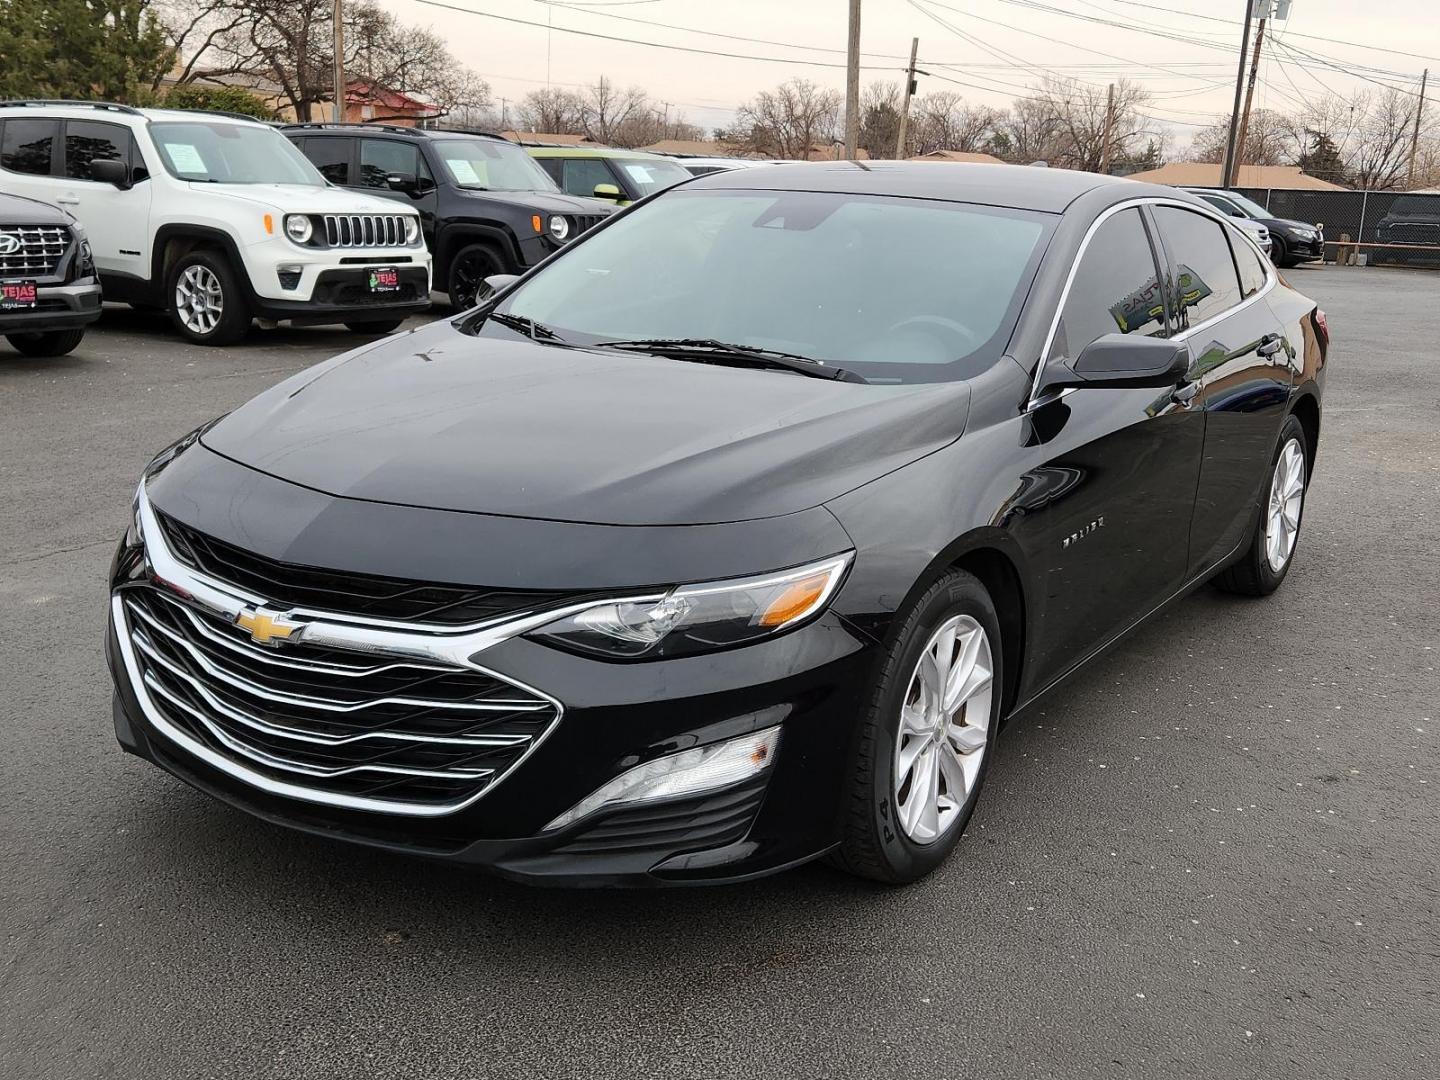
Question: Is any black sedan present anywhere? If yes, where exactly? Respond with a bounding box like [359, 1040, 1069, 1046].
[107, 162, 1328, 886]
[1184, 187, 1325, 267]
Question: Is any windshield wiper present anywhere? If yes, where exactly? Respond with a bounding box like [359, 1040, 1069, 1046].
[595, 338, 867, 383]
[487, 311, 568, 343]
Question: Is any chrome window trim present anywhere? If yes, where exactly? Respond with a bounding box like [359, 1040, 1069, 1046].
[1026, 195, 1277, 409]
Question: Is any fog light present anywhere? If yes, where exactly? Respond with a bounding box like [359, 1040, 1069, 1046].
[277, 265, 302, 291]
[544, 726, 781, 832]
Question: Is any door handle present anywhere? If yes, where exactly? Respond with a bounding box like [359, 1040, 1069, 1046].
[1256, 334, 1284, 358]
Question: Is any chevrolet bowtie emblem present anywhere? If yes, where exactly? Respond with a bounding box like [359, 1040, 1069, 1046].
[235, 607, 303, 646]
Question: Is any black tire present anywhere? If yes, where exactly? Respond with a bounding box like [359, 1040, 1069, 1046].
[1213, 414, 1309, 597]
[167, 249, 250, 346]
[830, 569, 1004, 884]
[447, 243, 504, 311]
[5, 327, 85, 357]
[344, 319, 406, 335]
[1270, 236, 1294, 269]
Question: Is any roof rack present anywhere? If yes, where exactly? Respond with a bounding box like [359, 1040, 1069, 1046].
[424, 126, 506, 141]
[0, 99, 143, 115]
[281, 121, 426, 138]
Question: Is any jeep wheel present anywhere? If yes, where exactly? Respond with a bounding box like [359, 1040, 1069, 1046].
[169, 250, 250, 346]
[5, 328, 86, 357]
[448, 244, 504, 312]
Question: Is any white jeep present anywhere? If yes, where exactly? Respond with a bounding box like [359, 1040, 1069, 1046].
[0, 101, 432, 345]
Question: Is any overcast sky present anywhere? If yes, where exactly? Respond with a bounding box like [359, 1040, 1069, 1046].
[388, 0, 1440, 142]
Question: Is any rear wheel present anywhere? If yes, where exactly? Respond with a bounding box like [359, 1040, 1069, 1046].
[344, 319, 406, 335]
[169, 250, 250, 346]
[1213, 415, 1308, 596]
[5, 327, 85, 356]
[831, 569, 1003, 884]
[447, 243, 504, 311]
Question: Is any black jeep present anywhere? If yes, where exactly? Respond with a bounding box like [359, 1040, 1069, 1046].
[284, 124, 614, 310]
[1373, 193, 1440, 267]
[0, 191, 101, 356]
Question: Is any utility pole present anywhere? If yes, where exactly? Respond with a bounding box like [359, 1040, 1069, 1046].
[332, 0, 345, 123]
[845, 0, 861, 160]
[1407, 68, 1429, 189]
[895, 37, 919, 159]
[1221, 0, 1258, 192]
[1230, 14, 1268, 187]
[1099, 82, 1116, 174]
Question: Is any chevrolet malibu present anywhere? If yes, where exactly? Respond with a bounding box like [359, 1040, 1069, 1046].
[107, 163, 1327, 886]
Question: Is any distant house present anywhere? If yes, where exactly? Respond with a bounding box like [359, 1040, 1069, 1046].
[340, 80, 439, 126]
[641, 138, 749, 158]
[802, 144, 871, 162]
[1125, 163, 1348, 191]
[908, 150, 1005, 164]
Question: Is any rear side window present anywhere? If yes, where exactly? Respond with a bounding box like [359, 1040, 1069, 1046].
[1229, 230, 1268, 297]
[64, 120, 133, 181]
[561, 157, 617, 199]
[1, 119, 59, 175]
[1200, 194, 1244, 218]
[1154, 206, 1244, 328]
[1055, 208, 1166, 360]
[359, 139, 429, 188]
[302, 136, 353, 184]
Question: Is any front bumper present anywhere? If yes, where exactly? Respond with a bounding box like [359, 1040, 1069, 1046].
[0, 280, 102, 332]
[250, 266, 432, 326]
[1283, 233, 1324, 261]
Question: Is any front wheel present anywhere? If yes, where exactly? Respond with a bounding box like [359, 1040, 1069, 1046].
[1270, 236, 1293, 269]
[447, 243, 504, 312]
[168, 250, 250, 346]
[1213, 415, 1308, 596]
[5, 328, 86, 356]
[831, 569, 1003, 884]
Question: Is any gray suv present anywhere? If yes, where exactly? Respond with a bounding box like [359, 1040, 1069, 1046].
[0, 191, 101, 356]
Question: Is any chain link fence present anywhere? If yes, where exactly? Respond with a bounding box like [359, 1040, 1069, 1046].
[1233, 188, 1440, 267]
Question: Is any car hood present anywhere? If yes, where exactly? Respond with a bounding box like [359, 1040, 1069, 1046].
[188, 183, 408, 215]
[201, 320, 971, 526]
[457, 189, 613, 215]
[1263, 215, 1318, 234]
[0, 192, 75, 225]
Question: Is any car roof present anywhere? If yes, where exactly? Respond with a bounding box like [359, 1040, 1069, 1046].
[281, 124, 510, 143]
[525, 145, 677, 161]
[0, 101, 270, 126]
[684, 160, 1157, 214]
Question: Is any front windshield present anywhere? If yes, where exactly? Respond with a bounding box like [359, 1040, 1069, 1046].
[498, 188, 1054, 384]
[1224, 191, 1272, 218]
[149, 121, 325, 185]
[436, 138, 560, 192]
[613, 157, 691, 196]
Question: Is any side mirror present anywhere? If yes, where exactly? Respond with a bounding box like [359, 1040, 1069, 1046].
[1042, 335, 1189, 392]
[592, 183, 624, 202]
[385, 172, 420, 195]
[476, 273, 520, 305]
[89, 158, 131, 189]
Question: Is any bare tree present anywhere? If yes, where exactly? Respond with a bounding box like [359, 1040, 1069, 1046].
[909, 91, 1002, 156]
[727, 78, 842, 159]
[993, 95, 1063, 164]
[1348, 87, 1430, 190]
[579, 77, 650, 144]
[515, 87, 586, 134]
[1030, 77, 1151, 172]
[1186, 108, 1300, 166]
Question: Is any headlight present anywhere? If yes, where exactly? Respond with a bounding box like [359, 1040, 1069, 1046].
[527, 554, 852, 660]
[403, 216, 420, 245]
[124, 487, 145, 550]
[284, 215, 313, 244]
[548, 215, 570, 242]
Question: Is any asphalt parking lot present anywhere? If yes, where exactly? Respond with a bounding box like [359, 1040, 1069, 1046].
[2, 268, 1436, 1080]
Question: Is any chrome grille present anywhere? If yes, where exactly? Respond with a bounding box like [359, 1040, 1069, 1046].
[120, 586, 560, 809]
[322, 213, 410, 248]
[0, 224, 69, 277]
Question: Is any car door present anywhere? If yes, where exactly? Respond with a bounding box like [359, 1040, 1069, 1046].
[1016, 205, 1205, 687]
[0, 117, 65, 206]
[1150, 205, 1294, 577]
[356, 137, 439, 246]
[58, 119, 152, 280]
[296, 135, 355, 186]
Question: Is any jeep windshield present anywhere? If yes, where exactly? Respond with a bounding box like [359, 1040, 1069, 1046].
[435, 138, 560, 192]
[149, 121, 326, 185]
[491, 188, 1054, 385]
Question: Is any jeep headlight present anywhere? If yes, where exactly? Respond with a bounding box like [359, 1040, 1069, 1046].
[548, 215, 570, 242]
[527, 554, 852, 660]
[284, 214, 313, 244]
[403, 216, 420, 245]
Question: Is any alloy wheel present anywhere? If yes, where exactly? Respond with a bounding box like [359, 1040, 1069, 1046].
[175, 265, 224, 336]
[894, 613, 994, 844]
[450, 252, 492, 310]
[1264, 437, 1306, 572]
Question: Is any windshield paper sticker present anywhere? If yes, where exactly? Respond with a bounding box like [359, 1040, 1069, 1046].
[164, 143, 208, 175]
[445, 158, 482, 185]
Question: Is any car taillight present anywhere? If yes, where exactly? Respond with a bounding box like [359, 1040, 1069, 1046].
[1313, 308, 1329, 347]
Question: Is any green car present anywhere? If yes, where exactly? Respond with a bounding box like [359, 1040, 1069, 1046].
[526, 146, 692, 205]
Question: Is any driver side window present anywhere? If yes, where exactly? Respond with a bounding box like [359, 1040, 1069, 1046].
[1054, 208, 1167, 362]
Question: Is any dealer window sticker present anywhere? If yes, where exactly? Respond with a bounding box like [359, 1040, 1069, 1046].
[621, 164, 654, 184]
[163, 143, 208, 175]
[444, 158, 484, 185]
